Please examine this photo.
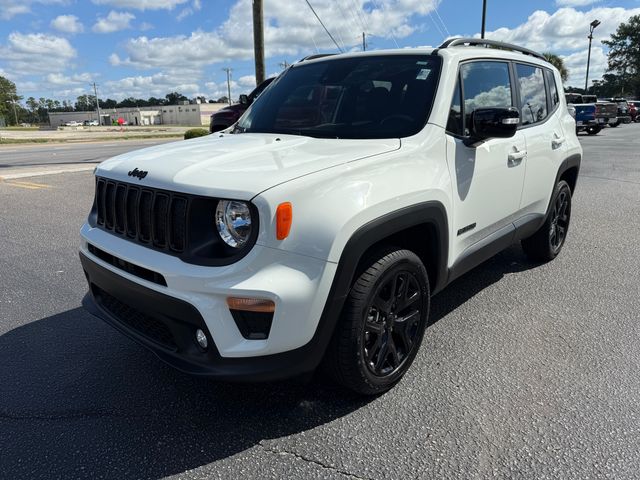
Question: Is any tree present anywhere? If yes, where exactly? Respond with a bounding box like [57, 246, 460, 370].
[603, 14, 640, 97]
[542, 52, 569, 83]
[165, 91, 188, 105]
[100, 98, 118, 109]
[75, 94, 97, 112]
[147, 97, 166, 106]
[0, 75, 20, 125]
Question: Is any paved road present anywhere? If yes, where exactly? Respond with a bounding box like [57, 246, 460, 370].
[1, 124, 640, 479]
[0, 139, 175, 169]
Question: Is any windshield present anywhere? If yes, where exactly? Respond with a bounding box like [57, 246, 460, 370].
[235, 55, 441, 139]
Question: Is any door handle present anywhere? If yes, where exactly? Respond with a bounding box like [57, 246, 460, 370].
[552, 134, 565, 149]
[507, 149, 527, 166]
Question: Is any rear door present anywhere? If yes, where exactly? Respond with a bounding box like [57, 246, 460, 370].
[445, 60, 527, 264]
[516, 64, 567, 215]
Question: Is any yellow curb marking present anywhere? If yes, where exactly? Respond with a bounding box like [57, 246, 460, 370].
[4, 180, 52, 190]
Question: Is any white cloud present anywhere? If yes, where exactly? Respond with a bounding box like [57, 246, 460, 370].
[103, 71, 200, 99]
[0, 0, 68, 20]
[51, 15, 84, 34]
[176, 0, 201, 21]
[482, 6, 640, 86]
[237, 75, 256, 88]
[108, 0, 440, 70]
[46, 72, 95, 85]
[562, 46, 608, 87]
[0, 32, 76, 74]
[93, 11, 135, 33]
[91, 0, 188, 10]
[555, 0, 600, 6]
[484, 7, 640, 52]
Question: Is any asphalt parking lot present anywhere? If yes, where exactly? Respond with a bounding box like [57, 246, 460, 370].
[1, 124, 640, 479]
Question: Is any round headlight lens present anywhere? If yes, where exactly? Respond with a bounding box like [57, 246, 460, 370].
[215, 200, 252, 248]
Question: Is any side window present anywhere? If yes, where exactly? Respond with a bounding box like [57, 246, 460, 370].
[459, 61, 512, 136]
[446, 76, 463, 136]
[516, 63, 548, 125]
[546, 69, 559, 108]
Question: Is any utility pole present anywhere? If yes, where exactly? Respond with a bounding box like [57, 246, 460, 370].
[223, 68, 233, 105]
[279, 61, 290, 70]
[362, 32, 366, 51]
[252, 0, 265, 85]
[481, 0, 487, 39]
[92, 82, 102, 125]
[584, 19, 601, 94]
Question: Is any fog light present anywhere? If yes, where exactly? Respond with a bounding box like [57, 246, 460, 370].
[195, 329, 208, 349]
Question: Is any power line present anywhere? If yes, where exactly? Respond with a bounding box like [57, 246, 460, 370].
[433, 4, 451, 37]
[371, 0, 399, 48]
[304, 0, 343, 52]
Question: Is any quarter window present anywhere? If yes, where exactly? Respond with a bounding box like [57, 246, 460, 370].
[516, 64, 548, 125]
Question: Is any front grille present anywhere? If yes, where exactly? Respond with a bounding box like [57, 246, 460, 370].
[94, 285, 177, 350]
[95, 178, 189, 253]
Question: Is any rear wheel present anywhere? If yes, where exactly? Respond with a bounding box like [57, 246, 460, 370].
[522, 180, 572, 262]
[586, 125, 601, 135]
[323, 249, 430, 395]
[610, 120, 620, 127]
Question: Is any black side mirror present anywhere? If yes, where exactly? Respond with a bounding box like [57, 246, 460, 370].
[239, 94, 250, 106]
[466, 107, 519, 145]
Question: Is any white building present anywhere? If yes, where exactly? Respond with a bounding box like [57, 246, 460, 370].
[48, 103, 227, 127]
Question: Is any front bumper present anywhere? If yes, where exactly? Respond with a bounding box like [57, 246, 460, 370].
[79, 222, 339, 380]
[81, 251, 332, 381]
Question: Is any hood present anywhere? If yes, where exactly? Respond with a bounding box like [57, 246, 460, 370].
[96, 133, 400, 200]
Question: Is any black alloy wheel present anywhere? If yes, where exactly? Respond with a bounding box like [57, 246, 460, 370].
[363, 270, 423, 377]
[549, 187, 571, 254]
[522, 180, 572, 262]
[323, 248, 430, 395]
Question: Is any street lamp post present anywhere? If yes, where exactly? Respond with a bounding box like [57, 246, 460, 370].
[584, 19, 601, 94]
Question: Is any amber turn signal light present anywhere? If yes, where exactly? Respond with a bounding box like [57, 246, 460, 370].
[226, 297, 275, 313]
[276, 202, 293, 240]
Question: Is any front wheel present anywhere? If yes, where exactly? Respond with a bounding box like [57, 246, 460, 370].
[323, 249, 430, 395]
[522, 180, 572, 262]
[586, 125, 601, 135]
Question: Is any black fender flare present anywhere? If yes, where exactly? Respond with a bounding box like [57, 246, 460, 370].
[295, 201, 449, 371]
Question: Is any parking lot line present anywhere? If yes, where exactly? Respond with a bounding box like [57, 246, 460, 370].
[3, 180, 52, 190]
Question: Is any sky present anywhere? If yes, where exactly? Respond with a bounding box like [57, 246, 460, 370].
[0, 0, 639, 104]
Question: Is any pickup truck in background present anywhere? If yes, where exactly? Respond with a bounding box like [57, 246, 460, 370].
[574, 103, 602, 135]
[565, 94, 617, 128]
[603, 98, 632, 126]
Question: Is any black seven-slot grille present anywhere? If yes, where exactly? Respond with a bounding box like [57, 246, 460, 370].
[95, 177, 188, 253]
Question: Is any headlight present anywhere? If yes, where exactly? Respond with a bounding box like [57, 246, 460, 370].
[215, 200, 252, 248]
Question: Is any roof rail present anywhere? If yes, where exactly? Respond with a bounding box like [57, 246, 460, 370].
[298, 53, 337, 63]
[438, 37, 546, 62]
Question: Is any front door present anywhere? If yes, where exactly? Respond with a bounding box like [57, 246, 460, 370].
[444, 60, 527, 265]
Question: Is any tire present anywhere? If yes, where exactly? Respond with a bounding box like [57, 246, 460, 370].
[610, 120, 620, 127]
[522, 180, 572, 262]
[322, 248, 430, 395]
[586, 125, 601, 135]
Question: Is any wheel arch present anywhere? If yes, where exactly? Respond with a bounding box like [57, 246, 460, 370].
[301, 201, 449, 370]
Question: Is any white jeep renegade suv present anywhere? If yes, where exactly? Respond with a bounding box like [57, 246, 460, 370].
[80, 38, 581, 395]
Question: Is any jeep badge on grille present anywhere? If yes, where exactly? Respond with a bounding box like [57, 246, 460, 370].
[128, 168, 148, 180]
